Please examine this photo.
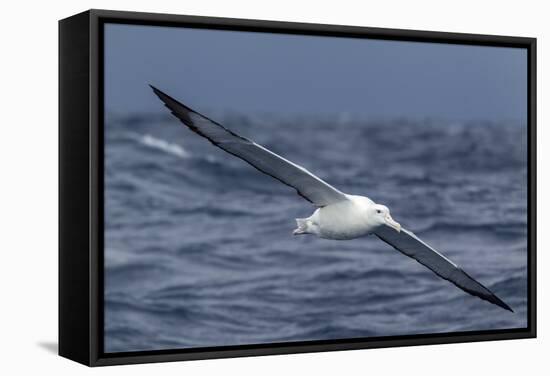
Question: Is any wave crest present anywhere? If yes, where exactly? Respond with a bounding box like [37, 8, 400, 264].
[126, 132, 190, 159]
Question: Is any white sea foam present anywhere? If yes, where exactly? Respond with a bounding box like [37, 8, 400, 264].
[128, 132, 190, 159]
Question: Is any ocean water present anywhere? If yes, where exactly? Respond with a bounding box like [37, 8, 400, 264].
[104, 113, 528, 353]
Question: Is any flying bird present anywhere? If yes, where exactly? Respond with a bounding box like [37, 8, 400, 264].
[150, 85, 513, 312]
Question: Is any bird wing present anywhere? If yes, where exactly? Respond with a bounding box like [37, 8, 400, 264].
[374, 225, 513, 311]
[150, 85, 348, 207]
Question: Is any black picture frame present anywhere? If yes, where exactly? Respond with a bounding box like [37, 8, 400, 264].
[59, 9, 537, 367]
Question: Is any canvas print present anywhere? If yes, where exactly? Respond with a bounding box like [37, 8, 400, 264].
[103, 23, 528, 353]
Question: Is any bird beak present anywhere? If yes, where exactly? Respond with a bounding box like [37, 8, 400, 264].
[385, 215, 401, 232]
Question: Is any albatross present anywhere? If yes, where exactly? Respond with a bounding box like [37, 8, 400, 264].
[150, 85, 513, 312]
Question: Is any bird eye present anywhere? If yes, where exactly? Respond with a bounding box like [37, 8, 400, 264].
[376, 210, 382, 214]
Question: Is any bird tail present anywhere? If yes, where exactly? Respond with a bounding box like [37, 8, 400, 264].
[293, 218, 310, 235]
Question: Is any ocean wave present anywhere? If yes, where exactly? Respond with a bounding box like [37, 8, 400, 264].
[310, 267, 410, 284]
[169, 205, 262, 218]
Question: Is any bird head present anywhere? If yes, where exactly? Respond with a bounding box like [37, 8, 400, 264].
[372, 204, 401, 232]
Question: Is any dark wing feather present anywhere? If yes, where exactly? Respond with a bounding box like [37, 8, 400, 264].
[375, 225, 513, 312]
[150, 85, 347, 207]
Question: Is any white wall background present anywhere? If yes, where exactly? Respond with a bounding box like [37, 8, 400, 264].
[0, 0, 546, 374]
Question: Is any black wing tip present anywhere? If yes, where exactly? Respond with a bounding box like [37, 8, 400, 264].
[488, 294, 514, 312]
[148, 84, 203, 118]
[458, 268, 514, 312]
[148, 83, 159, 93]
[148, 85, 194, 120]
[149, 84, 170, 101]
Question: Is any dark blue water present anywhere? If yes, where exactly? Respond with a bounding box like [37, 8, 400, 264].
[104, 113, 528, 353]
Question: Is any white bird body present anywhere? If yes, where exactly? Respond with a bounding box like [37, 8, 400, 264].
[295, 195, 400, 240]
